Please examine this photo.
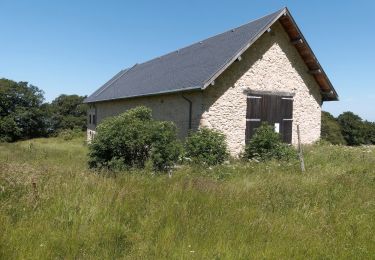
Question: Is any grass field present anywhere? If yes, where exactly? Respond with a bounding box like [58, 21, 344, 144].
[0, 136, 374, 259]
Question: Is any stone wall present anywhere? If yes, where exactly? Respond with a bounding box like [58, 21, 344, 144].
[201, 21, 322, 155]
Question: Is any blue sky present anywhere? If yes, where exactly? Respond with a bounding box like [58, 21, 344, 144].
[1, 0, 374, 121]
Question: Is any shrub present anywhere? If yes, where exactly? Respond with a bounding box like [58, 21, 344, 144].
[150, 121, 182, 171]
[244, 123, 297, 161]
[185, 128, 229, 166]
[321, 111, 346, 145]
[88, 106, 181, 171]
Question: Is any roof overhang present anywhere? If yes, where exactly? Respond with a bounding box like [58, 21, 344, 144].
[202, 7, 338, 101]
[279, 9, 338, 101]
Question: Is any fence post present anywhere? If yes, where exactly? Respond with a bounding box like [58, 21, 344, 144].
[297, 124, 306, 172]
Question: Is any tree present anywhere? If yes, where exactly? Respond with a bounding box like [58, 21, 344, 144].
[363, 121, 375, 145]
[48, 94, 87, 132]
[321, 111, 346, 145]
[337, 112, 366, 146]
[0, 78, 48, 141]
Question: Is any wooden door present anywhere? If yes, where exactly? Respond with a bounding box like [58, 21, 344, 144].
[245, 93, 293, 143]
[280, 97, 293, 143]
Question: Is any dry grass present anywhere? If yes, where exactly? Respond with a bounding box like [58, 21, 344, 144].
[0, 136, 374, 259]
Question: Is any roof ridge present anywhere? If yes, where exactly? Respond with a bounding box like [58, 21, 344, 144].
[201, 8, 287, 89]
[225, 7, 286, 32]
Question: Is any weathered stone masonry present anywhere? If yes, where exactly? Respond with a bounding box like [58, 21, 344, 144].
[201, 21, 322, 155]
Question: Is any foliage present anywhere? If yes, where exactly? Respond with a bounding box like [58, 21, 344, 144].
[88, 107, 153, 169]
[0, 137, 374, 259]
[338, 112, 367, 145]
[184, 128, 229, 166]
[0, 116, 21, 142]
[320, 111, 375, 146]
[48, 94, 88, 132]
[321, 111, 346, 145]
[0, 78, 48, 141]
[244, 123, 297, 161]
[150, 121, 182, 171]
[88, 106, 181, 171]
[363, 121, 375, 144]
[0, 78, 87, 142]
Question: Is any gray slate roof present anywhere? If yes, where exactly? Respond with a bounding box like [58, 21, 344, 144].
[85, 9, 286, 103]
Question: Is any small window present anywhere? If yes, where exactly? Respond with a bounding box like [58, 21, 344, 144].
[93, 115, 96, 125]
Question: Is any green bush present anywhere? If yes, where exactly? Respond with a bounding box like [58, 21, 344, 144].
[150, 121, 182, 171]
[244, 123, 297, 161]
[185, 128, 229, 166]
[88, 106, 181, 171]
[321, 111, 346, 145]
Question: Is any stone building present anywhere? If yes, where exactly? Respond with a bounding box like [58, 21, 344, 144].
[84, 8, 338, 155]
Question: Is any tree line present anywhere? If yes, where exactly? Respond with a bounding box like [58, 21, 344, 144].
[0, 78, 87, 142]
[321, 111, 375, 145]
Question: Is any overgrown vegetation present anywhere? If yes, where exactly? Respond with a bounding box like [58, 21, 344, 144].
[244, 123, 297, 161]
[150, 121, 182, 171]
[321, 111, 346, 145]
[57, 128, 86, 141]
[47, 94, 87, 133]
[322, 110, 375, 145]
[0, 78, 87, 142]
[185, 127, 229, 166]
[0, 78, 48, 141]
[88, 106, 181, 171]
[1, 136, 374, 258]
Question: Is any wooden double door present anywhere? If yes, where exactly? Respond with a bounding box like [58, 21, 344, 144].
[245, 93, 293, 143]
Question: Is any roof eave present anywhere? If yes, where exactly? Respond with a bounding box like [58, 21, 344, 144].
[280, 8, 338, 101]
[83, 86, 202, 104]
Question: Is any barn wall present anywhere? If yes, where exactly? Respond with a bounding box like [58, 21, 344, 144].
[86, 91, 203, 141]
[201, 21, 322, 155]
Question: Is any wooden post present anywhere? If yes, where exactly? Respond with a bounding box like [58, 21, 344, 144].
[297, 125, 306, 172]
[31, 177, 39, 201]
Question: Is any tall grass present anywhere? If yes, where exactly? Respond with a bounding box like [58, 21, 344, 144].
[0, 136, 374, 259]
